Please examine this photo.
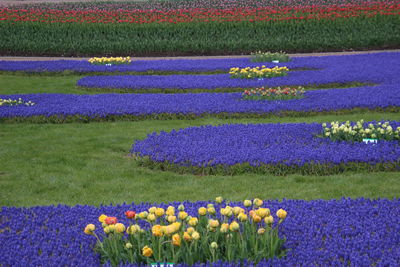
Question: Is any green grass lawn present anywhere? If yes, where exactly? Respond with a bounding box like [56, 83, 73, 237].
[0, 74, 399, 207]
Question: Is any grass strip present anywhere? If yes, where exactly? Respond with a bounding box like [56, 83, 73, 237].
[0, 67, 315, 77]
[77, 81, 374, 94]
[134, 155, 400, 176]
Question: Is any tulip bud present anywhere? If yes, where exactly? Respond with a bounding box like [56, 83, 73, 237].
[207, 207, 216, 215]
[115, 223, 126, 233]
[155, 208, 165, 217]
[208, 219, 220, 228]
[253, 198, 263, 207]
[243, 200, 252, 207]
[276, 209, 287, 219]
[187, 227, 195, 235]
[125, 242, 133, 249]
[229, 221, 240, 232]
[178, 204, 185, 211]
[147, 214, 156, 222]
[210, 242, 218, 249]
[84, 224, 95, 235]
[142, 246, 153, 257]
[167, 215, 177, 223]
[198, 207, 207, 216]
[188, 217, 198, 226]
[148, 207, 157, 214]
[220, 223, 229, 233]
[252, 215, 262, 223]
[264, 215, 274, 225]
[191, 231, 200, 240]
[138, 211, 148, 219]
[178, 211, 188, 220]
[98, 214, 107, 223]
[257, 228, 266, 235]
[215, 197, 223, 204]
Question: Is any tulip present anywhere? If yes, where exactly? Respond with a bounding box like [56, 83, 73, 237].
[215, 196, 223, 204]
[172, 233, 181, 246]
[178, 211, 188, 220]
[105, 217, 117, 225]
[253, 198, 263, 207]
[243, 199, 252, 207]
[276, 209, 287, 219]
[220, 223, 229, 233]
[142, 246, 153, 257]
[152, 225, 163, 237]
[208, 219, 219, 228]
[147, 214, 156, 222]
[188, 217, 198, 226]
[84, 224, 95, 235]
[229, 221, 240, 232]
[264, 215, 274, 225]
[125, 211, 136, 219]
[191, 231, 200, 240]
[187, 227, 195, 235]
[115, 223, 126, 233]
[167, 215, 177, 223]
[155, 208, 165, 217]
[98, 214, 107, 223]
[198, 207, 207, 216]
[183, 231, 192, 242]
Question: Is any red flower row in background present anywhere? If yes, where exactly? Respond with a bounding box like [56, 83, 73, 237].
[0, 2, 398, 24]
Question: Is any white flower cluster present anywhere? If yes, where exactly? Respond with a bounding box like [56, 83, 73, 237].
[0, 98, 35, 107]
[322, 120, 400, 142]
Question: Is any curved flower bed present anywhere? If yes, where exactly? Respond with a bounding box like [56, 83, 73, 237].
[1, 84, 399, 123]
[75, 52, 398, 91]
[0, 52, 396, 75]
[0, 57, 319, 74]
[1, 199, 399, 266]
[131, 123, 400, 175]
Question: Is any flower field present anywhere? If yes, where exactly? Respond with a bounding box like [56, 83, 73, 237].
[0, 0, 399, 56]
[1, 52, 399, 122]
[1, 199, 400, 266]
[1, 0, 400, 265]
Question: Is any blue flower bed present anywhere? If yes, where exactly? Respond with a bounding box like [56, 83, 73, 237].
[75, 52, 399, 90]
[0, 56, 323, 73]
[1, 85, 399, 122]
[1, 199, 399, 266]
[131, 123, 400, 175]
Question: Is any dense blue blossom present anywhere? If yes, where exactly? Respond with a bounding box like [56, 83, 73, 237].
[1, 199, 399, 266]
[0, 55, 325, 73]
[75, 52, 399, 90]
[0, 84, 398, 119]
[131, 122, 400, 168]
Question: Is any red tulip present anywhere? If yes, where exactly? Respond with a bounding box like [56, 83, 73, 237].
[105, 216, 118, 225]
[125, 210, 136, 219]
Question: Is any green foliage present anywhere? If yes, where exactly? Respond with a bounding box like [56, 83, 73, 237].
[134, 156, 400, 176]
[250, 51, 291, 62]
[0, 15, 399, 56]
